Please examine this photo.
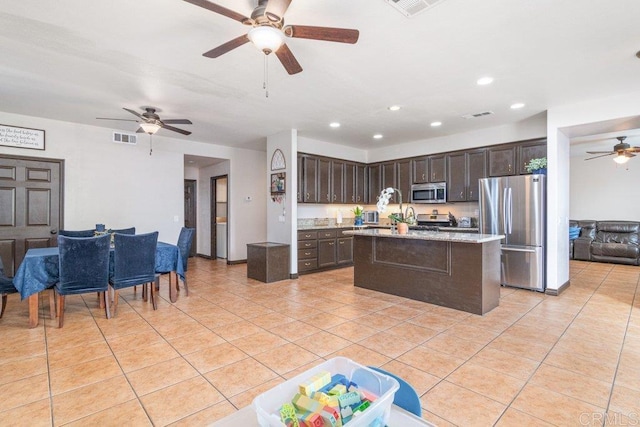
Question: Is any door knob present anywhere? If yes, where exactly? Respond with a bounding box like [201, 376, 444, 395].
[50, 229, 58, 235]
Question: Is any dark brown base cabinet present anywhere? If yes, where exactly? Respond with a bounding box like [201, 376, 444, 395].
[297, 229, 353, 274]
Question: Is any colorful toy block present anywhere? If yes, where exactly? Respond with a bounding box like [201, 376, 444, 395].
[320, 405, 341, 427]
[292, 393, 324, 414]
[318, 374, 348, 394]
[298, 411, 324, 427]
[312, 391, 339, 408]
[279, 403, 300, 427]
[328, 384, 347, 396]
[338, 391, 361, 408]
[353, 400, 371, 415]
[299, 371, 331, 396]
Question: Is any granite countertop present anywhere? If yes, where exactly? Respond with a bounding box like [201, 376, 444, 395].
[297, 225, 358, 230]
[342, 228, 504, 243]
[298, 224, 480, 232]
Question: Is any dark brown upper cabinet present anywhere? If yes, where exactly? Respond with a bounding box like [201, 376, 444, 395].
[518, 139, 547, 175]
[488, 146, 517, 177]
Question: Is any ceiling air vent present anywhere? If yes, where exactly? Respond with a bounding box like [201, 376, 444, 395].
[113, 132, 137, 145]
[461, 111, 495, 119]
[384, 0, 448, 18]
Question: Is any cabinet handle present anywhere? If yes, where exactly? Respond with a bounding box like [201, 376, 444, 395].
[352, 196, 355, 202]
[329, 242, 335, 245]
[306, 192, 310, 200]
[304, 234, 311, 238]
[305, 252, 311, 256]
[460, 191, 464, 198]
[304, 262, 311, 266]
[327, 194, 330, 201]
[469, 190, 473, 198]
[356, 196, 360, 202]
[333, 194, 336, 201]
[339, 241, 344, 245]
[508, 164, 512, 173]
[422, 173, 426, 181]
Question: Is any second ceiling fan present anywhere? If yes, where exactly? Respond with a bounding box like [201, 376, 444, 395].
[183, 0, 360, 75]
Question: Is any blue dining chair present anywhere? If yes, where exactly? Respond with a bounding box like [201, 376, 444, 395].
[110, 231, 159, 314]
[175, 227, 195, 295]
[55, 234, 111, 328]
[110, 227, 135, 235]
[0, 256, 18, 319]
[59, 229, 96, 237]
[368, 366, 422, 417]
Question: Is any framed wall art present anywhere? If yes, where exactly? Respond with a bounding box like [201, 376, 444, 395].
[0, 124, 45, 150]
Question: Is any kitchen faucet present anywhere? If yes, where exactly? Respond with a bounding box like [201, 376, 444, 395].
[405, 206, 416, 224]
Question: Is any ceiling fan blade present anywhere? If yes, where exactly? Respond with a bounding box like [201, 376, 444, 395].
[265, 0, 292, 22]
[161, 124, 192, 136]
[585, 153, 615, 161]
[123, 108, 145, 120]
[203, 34, 250, 58]
[182, 0, 249, 23]
[96, 117, 138, 122]
[275, 43, 302, 75]
[162, 119, 193, 125]
[586, 150, 615, 154]
[283, 25, 359, 44]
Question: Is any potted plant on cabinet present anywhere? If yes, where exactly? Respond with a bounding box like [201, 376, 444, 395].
[352, 205, 364, 226]
[525, 157, 547, 174]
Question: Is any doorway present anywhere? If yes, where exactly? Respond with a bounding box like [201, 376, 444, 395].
[184, 179, 197, 257]
[0, 154, 64, 275]
[211, 175, 228, 260]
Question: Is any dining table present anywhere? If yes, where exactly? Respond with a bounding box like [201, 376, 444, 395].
[13, 242, 185, 328]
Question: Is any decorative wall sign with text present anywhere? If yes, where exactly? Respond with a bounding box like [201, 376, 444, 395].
[0, 124, 45, 150]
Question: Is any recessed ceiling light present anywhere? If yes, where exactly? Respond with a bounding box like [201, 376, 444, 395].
[388, 105, 401, 111]
[329, 122, 340, 128]
[477, 76, 494, 86]
[373, 134, 383, 139]
[510, 103, 525, 109]
[430, 121, 442, 127]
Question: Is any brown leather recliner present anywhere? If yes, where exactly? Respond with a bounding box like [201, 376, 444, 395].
[571, 220, 597, 261]
[571, 220, 640, 265]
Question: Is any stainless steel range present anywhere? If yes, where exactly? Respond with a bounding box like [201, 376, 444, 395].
[412, 213, 453, 231]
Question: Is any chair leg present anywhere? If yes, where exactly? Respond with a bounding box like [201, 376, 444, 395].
[133, 285, 137, 296]
[183, 277, 189, 296]
[98, 291, 104, 309]
[112, 289, 119, 317]
[142, 283, 148, 302]
[49, 289, 56, 320]
[103, 291, 111, 319]
[150, 280, 158, 310]
[0, 294, 6, 318]
[57, 293, 65, 328]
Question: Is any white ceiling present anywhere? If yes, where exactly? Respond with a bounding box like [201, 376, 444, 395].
[1, 0, 640, 151]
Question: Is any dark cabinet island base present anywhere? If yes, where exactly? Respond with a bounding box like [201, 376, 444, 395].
[350, 232, 502, 315]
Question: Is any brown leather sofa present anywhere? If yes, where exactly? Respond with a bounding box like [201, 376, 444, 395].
[570, 220, 640, 265]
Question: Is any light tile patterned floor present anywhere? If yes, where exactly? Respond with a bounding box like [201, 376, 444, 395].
[0, 258, 639, 426]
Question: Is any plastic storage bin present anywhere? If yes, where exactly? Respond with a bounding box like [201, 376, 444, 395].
[253, 357, 399, 427]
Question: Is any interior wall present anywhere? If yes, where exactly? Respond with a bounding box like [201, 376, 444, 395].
[570, 155, 640, 220]
[267, 130, 297, 274]
[0, 110, 267, 259]
[298, 137, 368, 163]
[548, 89, 640, 291]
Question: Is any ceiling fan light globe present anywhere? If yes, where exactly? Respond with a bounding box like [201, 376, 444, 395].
[248, 26, 284, 54]
[140, 122, 161, 135]
[613, 154, 630, 164]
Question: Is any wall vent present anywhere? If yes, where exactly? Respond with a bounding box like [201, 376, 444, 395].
[384, 0, 448, 18]
[113, 132, 137, 145]
[461, 111, 495, 119]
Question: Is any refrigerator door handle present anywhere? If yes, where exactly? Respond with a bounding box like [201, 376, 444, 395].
[502, 187, 508, 234]
[508, 187, 513, 234]
[501, 246, 537, 253]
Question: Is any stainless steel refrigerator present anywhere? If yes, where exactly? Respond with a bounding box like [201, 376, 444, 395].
[479, 175, 546, 292]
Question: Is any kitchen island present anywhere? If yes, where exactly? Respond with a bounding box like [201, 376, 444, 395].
[343, 228, 504, 315]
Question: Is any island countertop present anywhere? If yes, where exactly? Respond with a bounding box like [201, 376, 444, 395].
[343, 228, 504, 244]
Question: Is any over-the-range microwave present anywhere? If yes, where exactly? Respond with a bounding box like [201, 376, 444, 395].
[411, 182, 447, 204]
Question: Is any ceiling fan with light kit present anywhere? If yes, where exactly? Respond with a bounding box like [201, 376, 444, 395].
[97, 107, 193, 136]
[182, 0, 360, 77]
[585, 136, 640, 164]
[97, 107, 192, 155]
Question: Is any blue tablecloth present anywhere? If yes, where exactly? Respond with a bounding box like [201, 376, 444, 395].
[13, 242, 185, 300]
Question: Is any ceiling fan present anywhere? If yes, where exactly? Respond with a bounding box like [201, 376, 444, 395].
[585, 136, 640, 164]
[183, 0, 360, 75]
[97, 107, 193, 135]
